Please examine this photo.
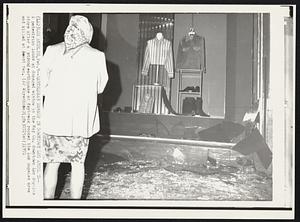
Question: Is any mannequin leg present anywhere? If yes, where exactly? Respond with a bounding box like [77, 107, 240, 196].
[43, 162, 61, 199]
[70, 162, 85, 199]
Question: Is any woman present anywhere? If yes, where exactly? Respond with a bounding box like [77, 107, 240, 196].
[41, 15, 108, 199]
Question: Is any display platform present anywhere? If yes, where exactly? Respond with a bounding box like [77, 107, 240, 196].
[99, 111, 224, 139]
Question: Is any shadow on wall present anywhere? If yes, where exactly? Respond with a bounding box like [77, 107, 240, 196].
[104, 14, 139, 110]
[90, 25, 100, 50]
[101, 61, 122, 112]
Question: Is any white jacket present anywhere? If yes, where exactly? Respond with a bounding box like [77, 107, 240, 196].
[41, 42, 109, 138]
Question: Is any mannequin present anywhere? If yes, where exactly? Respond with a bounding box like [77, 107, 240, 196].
[141, 32, 174, 114]
[141, 32, 174, 79]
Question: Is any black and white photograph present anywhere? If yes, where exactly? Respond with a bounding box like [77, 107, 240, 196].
[41, 12, 276, 201]
[3, 4, 295, 219]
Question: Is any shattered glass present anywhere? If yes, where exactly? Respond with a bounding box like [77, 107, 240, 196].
[58, 139, 272, 200]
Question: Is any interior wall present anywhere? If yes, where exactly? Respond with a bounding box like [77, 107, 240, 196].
[172, 14, 227, 117]
[103, 14, 139, 111]
[225, 14, 254, 122]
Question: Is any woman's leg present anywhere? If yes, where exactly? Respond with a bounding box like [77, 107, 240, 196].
[43, 162, 60, 199]
[70, 162, 85, 199]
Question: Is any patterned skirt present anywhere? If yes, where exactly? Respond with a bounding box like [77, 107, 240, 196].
[43, 133, 89, 164]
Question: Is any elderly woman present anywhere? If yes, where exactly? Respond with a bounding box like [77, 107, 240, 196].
[41, 15, 108, 199]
